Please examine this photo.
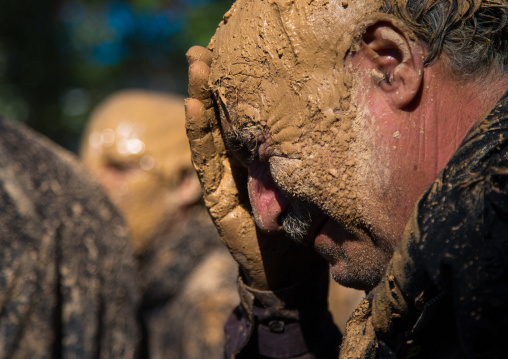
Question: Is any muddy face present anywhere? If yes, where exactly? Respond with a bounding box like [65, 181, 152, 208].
[209, 0, 401, 290]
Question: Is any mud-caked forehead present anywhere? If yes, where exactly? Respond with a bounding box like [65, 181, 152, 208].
[209, 0, 383, 133]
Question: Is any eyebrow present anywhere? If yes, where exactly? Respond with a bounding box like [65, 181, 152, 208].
[226, 125, 260, 147]
[223, 126, 261, 162]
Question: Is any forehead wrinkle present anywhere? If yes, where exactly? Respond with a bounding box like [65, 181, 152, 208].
[269, 0, 327, 66]
[261, 2, 298, 68]
[210, 0, 387, 83]
[210, 0, 361, 112]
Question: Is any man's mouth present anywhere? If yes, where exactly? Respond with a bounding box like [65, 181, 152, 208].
[313, 218, 349, 263]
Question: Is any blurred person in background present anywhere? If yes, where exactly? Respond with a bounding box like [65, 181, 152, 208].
[80, 89, 239, 359]
[0, 116, 140, 358]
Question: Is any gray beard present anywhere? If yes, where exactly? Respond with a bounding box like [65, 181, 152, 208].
[280, 199, 321, 243]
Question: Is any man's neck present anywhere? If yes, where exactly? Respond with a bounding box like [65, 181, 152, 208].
[417, 65, 508, 176]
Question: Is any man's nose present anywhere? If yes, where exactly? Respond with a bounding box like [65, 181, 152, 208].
[247, 162, 288, 232]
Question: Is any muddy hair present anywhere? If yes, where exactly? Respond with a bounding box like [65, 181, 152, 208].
[382, 0, 508, 78]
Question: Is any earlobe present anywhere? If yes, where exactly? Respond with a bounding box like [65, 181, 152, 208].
[358, 22, 424, 109]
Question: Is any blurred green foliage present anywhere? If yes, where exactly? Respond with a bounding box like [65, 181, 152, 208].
[0, 0, 233, 151]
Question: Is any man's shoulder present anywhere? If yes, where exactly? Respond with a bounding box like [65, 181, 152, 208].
[0, 118, 125, 232]
[0, 119, 140, 358]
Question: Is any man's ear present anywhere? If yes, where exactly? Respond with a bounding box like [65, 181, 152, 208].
[353, 21, 424, 109]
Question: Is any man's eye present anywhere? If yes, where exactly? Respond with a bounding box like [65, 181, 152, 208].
[225, 133, 259, 166]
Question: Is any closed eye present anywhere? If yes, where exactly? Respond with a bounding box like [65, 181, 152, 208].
[224, 127, 261, 166]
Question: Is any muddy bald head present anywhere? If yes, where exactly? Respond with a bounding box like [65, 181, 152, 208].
[81, 90, 199, 254]
[209, 0, 384, 226]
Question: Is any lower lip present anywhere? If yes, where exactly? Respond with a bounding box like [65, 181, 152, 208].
[313, 219, 356, 262]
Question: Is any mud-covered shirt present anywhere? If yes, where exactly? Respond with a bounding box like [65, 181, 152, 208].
[0, 119, 140, 358]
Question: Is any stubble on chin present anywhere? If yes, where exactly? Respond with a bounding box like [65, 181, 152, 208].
[280, 198, 322, 243]
[276, 194, 394, 292]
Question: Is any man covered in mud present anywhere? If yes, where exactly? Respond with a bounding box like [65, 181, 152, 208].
[81, 90, 239, 359]
[186, 0, 508, 357]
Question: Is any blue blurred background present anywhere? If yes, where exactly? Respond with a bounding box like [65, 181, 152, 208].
[0, 0, 233, 151]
